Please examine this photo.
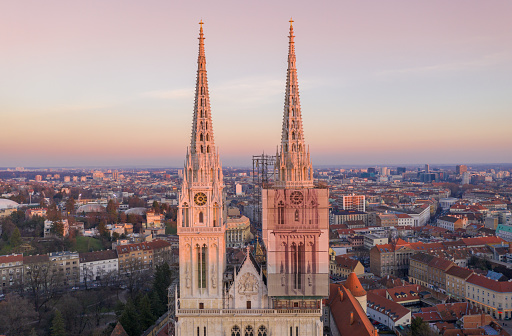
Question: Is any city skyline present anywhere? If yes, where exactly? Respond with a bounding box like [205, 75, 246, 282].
[2, 0, 512, 167]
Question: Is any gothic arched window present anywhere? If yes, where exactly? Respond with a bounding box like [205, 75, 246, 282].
[244, 325, 254, 336]
[207, 145, 210, 153]
[257, 326, 268, 336]
[197, 244, 207, 289]
[278, 201, 285, 225]
[182, 203, 189, 227]
[206, 133, 209, 141]
[231, 326, 241, 336]
[200, 133, 204, 141]
[213, 203, 220, 227]
[199, 212, 204, 223]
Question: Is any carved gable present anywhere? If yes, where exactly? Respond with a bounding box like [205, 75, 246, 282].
[228, 250, 268, 310]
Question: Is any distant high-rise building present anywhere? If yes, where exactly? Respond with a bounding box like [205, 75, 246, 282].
[380, 167, 389, 176]
[425, 164, 430, 173]
[112, 170, 119, 180]
[35, 175, 42, 182]
[235, 183, 243, 196]
[92, 171, 104, 180]
[461, 172, 470, 185]
[63, 176, 71, 183]
[456, 165, 467, 175]
[367, 167, 376, 174]
[343, 194, 366, 212]
[397, 167, 406, 174]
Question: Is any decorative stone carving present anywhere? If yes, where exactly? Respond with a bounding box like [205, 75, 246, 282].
[238, 273, 259, 295]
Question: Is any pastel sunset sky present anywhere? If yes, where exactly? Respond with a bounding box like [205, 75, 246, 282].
[1, 0, 511, 167]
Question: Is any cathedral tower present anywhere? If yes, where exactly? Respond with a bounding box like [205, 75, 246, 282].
[262, 20, 330, 307]
[176, 21, 226, 312]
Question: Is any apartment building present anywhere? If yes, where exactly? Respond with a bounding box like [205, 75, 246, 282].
[0, 253, 23, 291]
[466, 273, 512, 319]
[48, 251, 80, 287]
[445, 265, 473, 301]
[79, 250, 118, 284]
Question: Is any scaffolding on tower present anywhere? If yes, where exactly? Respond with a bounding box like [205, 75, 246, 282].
[251, 154, 276, 233]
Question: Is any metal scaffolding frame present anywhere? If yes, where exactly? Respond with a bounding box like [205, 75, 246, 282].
[251, 154, 276, 232]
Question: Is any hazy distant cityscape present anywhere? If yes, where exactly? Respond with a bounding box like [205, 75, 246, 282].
[2, 1, 512, 336]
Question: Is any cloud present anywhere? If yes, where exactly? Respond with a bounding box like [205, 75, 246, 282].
[377, 52, 511, 78]
[140, 88, 194, 100]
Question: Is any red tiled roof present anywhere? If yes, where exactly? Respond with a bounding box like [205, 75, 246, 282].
[428, 257, 454, 271]
[412, 311, 442, 322]
[335, 255, 360, 271]
[467, 273, 512, 292]
[344, 272, 367, 297]
[367, 292, 411, 322]
[386, 285, 421, 303]
[23, 254, 50, 264]
[0, 254, 23, 264]
[111, 322, 129, 336]
[329, 284, 378, 336]
[445, 266, 474, 280]
[79, 250, 117, 263]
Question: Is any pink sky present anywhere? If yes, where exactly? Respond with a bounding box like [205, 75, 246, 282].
[1, 0, 511, 167]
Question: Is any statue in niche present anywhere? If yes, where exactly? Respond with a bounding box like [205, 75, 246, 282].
[185, 264, 191, 288]
[280, 261, 285, 286]
[211, 265, 217, 288]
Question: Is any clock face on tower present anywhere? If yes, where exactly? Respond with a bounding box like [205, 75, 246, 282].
[290, 191, 304, 205]
[194, 192, 207, 206]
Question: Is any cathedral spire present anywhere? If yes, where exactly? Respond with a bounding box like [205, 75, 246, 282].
[191, 20, 215, 155]
[276, 20, 313, 188]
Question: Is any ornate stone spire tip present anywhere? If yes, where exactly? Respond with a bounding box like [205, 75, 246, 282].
[288, 18, 295, 39]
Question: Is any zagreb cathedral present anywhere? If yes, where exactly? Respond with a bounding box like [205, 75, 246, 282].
[175, 20, 329, 336]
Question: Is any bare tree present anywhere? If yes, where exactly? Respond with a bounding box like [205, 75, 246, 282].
[0, 293, 38, 335]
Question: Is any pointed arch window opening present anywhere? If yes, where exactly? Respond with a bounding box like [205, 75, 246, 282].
[278, 201, 285, 225]
[257, 326, 267, 336]
[182, 203, 189, 227]
[292, 243, 304, 290]
[231, 326, 241, 336]
[206, 133, 209, 141]
[207, 146, 210, 153]
[213, 203, 220, 227]
[200, 133, 204, 141]
[197, 244, 207, 289]
[199, 211, 204, 224]
[244, 326, 254, 336]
